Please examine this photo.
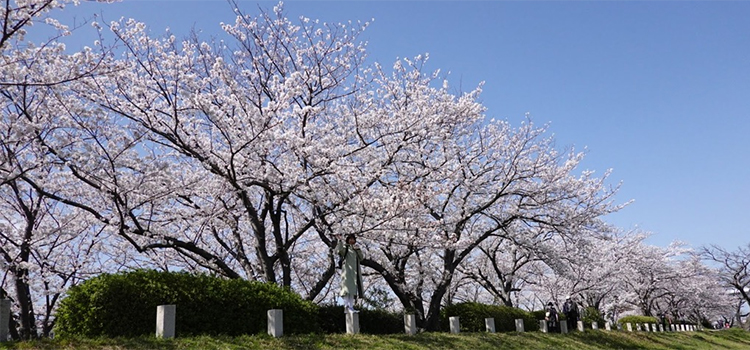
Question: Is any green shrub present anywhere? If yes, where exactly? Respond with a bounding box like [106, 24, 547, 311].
[54, 270, 319, 338]
[530, 309, 547, 321]
[317, 304, 403, 334]
[618, 315, 659, 327]
[581, 306, 606, 328]
[359, 308, 404, 334]
[317, 304, 346, 334]
[441, 302, 539, 333]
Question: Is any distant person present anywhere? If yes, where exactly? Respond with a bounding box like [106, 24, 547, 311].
[336, 234, 364, 313]
[545, 302, 560, 333]
[563, 297, 579, 331]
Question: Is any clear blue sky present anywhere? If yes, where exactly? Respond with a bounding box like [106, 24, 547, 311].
[39, 0, 750, 250]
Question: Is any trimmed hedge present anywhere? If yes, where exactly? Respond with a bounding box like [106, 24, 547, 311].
[318, 305, 404, 334]
[618, 315, 659, 327]
[54, 270, 319, 337]
[441, 302, 540, 332]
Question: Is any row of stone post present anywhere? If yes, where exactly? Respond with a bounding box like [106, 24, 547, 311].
[623, 322, 700, 332]
[447, 316, 527, 334]
[0, 300, 704, 342]
[154, 306, 367, 338]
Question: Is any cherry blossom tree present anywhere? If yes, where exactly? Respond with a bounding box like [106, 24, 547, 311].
[57, 1, 625, 330]
[1, 0, 132, 339]
[616, 240, 692, 318]
[347, 72, 626, 330]
[48, 3, 391, 303]
[659, 255, 735, 326]
[549, 229, 643, 316]
[456, 235, 543, 307]
[701, 243, 750, 330]
[0, 179, 110, 339]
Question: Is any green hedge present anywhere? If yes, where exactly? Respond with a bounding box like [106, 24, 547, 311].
[318, 305, 404, 334]
[54, 270, 319, 337]
[618, 315, 659, 327]
[581, 306, 606, 328]
[441, 302, 540, 332]
[530, 309, 547, 321]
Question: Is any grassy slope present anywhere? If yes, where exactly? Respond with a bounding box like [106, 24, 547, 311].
[2, 329, 750, 350]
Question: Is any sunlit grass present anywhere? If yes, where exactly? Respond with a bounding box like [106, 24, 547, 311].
[1, 328, 749, 350]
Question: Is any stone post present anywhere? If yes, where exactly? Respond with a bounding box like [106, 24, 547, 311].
[626, 323, 633, 332]
[605, 321, 612, 331]
[576, 320, 584, 332]
[592, 321, 598, 330]
[515, 318, 525, 332]
[156, 305, 176, 339]
[540, 320, 548, 333]
[560, 321, 568, 334]
[267, 309, 283, 338]
[404, 314, 417, 335]
[449, 317, 460, 334]
[651, 324, 657, 332]
[0, 300, 11, 342]
[485, 318, 496, 333]
[636, 323, 642, 331]
[346, 311, 360, 334]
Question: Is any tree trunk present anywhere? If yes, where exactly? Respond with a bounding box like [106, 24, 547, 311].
[13, 269, 38, 340]
[361, 259, 427, 329]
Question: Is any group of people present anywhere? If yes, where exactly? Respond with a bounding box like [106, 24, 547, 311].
[545, 297, 580, 332]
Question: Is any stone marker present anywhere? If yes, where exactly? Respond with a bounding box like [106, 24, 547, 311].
[626, 323, 633, 332]
[486, 318, 496, 333]
[592, 321, 599, 330]
[605, 321, 612, 331]
[515, 318, 524, 332]
[560, 321, 568, 334]
[540, 320, 548, 333]
[577, 320, 584, 332]
[346, 310, 360, 334]
[405, 314, 417, 335]
[651, 323, 657, 332]
[449, 317, 460, 334]
[156, 305, 176, 339]
[0, 300, 11, 342]
[267, 309, 283, 338]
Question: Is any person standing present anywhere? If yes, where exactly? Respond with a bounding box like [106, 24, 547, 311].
[563, 297, 579, 331]
[546, 302, 560, 333]
[336, 234, 364, 313]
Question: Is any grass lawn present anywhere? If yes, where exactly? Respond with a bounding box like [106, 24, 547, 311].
[2, 328, 749, 350]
